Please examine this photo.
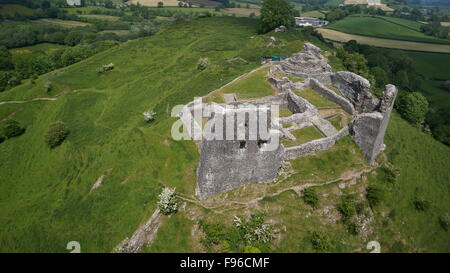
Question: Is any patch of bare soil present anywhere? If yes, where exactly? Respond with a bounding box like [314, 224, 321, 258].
[90, 168, 113, 192]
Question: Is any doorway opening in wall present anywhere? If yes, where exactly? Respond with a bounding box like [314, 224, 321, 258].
[240, 141, 247, 149]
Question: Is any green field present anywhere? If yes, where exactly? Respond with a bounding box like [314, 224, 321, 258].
[79, 14, 121, 21]
[0, 4, 33, 16]
[233, 1, 261, 8]
[325, 0, 344, 6]
[402, 51, 450, 80]
[9, 43, 69, 58]
[327, 15, 450, 45]
[397, 50, 450, 112]
[62, 6, 122, 14]
[380, 16, 424, 32]
[301, 10, 325, 19]
[421, 79, 450, 111]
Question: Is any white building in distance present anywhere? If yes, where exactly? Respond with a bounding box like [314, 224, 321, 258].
[367, 0, 381, 5]
[295, 17, 329, 28]
[66, 0, 81, 6]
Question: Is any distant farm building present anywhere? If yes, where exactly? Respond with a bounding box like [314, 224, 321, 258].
[66, 0, 81, 6]
[295, 17, 329, 27]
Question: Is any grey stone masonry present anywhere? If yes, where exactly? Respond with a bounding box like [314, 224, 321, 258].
[311, 116, 338, 137]
[275, 43, 397, 164]
[349, 85, 397, 164]
[196, 139, 285, 199]
[308, 78, 355, 115]
[330, 72, 378, 113]
[286, 91, 316, 114]
[183, 42, 398, 199]
[281, 43, 332, 75]
[284, 127, 349, 160]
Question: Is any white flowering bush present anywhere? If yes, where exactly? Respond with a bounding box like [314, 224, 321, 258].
[197, 57, 209, 71]
[157, 187, 178, 215]
[143, 110, 156, 122]
[97, 63, 114, 74]
[233, 212, 274, 244]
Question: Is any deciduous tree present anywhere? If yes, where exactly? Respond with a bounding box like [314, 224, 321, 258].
[260, 0, 293, 33]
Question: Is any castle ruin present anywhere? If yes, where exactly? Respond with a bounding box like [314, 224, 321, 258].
[179, 43, 397, 199]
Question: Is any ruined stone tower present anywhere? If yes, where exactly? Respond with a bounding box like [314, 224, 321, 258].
[180, 43, 397, 199]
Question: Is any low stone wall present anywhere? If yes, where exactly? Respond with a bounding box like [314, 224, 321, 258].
[284, 127, 349, 160]
[268, 65, 292, 92]
[285, 71, 333, 85]
[247, 93, 288, 107]
[286, 91, 315, 114]
[311, 116, 338, 137]
[268, 65, 310, 93]
[281, 127, 295, 140]
[268, 76, 291, 92]
[308, 78, 355, 115]
[282, 70, 379, 114]
[279, 112, 315, 124]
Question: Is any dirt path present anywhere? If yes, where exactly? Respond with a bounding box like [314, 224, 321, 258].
[0, 89, 79, 106]
[178, 167, 375, 211]
[0, 97, 57, 105]
[317, 28, 450, 53]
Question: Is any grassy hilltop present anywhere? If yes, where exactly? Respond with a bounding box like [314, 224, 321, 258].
[0, 17, 449, 253]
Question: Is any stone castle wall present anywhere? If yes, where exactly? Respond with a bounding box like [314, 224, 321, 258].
[196, 139, 285, 199]
[349, 84, 397, 163]
[279, 43, 397, 164]
[284, 127, 349, 160]
[308, 78, 355, 115]
[189, 43, 397, 199]
[286, 91, 316, 114]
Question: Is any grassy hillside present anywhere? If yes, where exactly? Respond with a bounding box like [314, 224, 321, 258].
[402, 51, 450, 80]
[0, 16, 448, 253]
[9, 43, 69, 58]
[0, 17, 321, 252]
[0, 4, 33, 16]
[327, 15, 450, 45]
[301, 10, 326, 19]
[377, 114, 450, 252]
[398, 50, 450, 112]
